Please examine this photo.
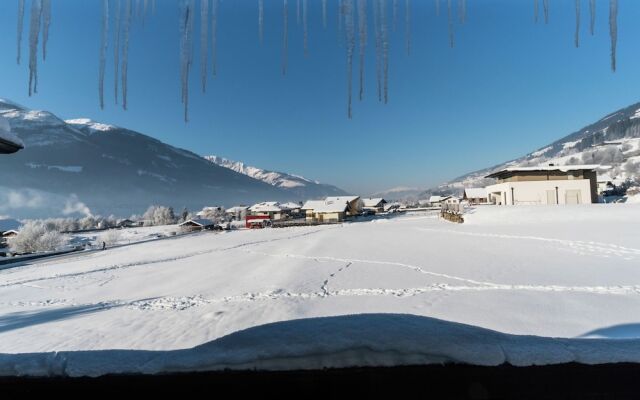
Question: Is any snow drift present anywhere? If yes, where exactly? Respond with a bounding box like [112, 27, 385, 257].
[0, 314, 639, 378]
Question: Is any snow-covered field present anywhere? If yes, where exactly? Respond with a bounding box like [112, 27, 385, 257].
[74, 225, 185, 247]
[1, 205, 640, 375]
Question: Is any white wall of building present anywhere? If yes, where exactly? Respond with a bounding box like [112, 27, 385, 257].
[486, 180, 593, 205]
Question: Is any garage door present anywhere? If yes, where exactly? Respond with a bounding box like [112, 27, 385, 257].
[565, 190, 582, 205]
[546, 190, 557, 205]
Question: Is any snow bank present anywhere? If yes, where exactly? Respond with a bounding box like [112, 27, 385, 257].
[626, 194, 640, 204]
[0, 314, 639, 377]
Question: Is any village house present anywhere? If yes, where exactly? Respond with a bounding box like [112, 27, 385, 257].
[196, 206, 224, 219]
[326, 196, 363, 216]
[248, 202, 286, 220]
[302, 196, 362, 222]
[428, 195, 452, 207]
[1, 230, 19, 248]
[116, 219, 142, 228]
[384, 202, 401, 212]
[178, 218, 215, 232]
[0, 219, 21, 247]
[362, 198, 388, 214]
[462, 188, 488, 205]
[301, 200, 326, 221]
[484, 164, 601, 205]
[302, 200, 350, 223]
[597, 174, 616, 194]
[225, 206, 249, 221]
[279, 202, 303, 216]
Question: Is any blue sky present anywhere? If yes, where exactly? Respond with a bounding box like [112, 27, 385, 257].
[1, 0, 639, 194]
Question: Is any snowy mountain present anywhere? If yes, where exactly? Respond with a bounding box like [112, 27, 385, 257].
[205, 155, 349, 199]
[368, 186, 425, 202]
[426, 102, 640, 196]
[0, 99, 324, 218]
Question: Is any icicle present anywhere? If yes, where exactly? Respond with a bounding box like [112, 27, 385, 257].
[609, 0, 617, 72]
[393, 0, 398, 32]
[458, 0, 466, 24]
[435, 0, 440, 17]
[28, 0, 43, 96]
[258, 0, 264, 44]
[282, 0, 288, 75]
[380, 0, 389, 104]
[42, 0, 51, 61]
[343, 0, 355, 118]
[575, 0, 580, 48]
[405, 0, 411, 56]
[212, 0, 218, 76]
[99, 0, 109, 109]
[447, 0, 454, 48]
[322, 0, 327, 29]
[179, 0, 195, 122]
[373, 0, 382, 101]
[114, 0, 121, 104]
[303, 0, 308, 55]
[589, 0, 595, 35]
[357, 0, 367, 101]
[297, 0, 300, 25]
[543, 0, 549, 24]
[144, 0, 149, 17]
[534, 0, 538, 23]
[17, 0, 25, 64]
[201, 0, 208, 92]
[121, 0, 132, 110]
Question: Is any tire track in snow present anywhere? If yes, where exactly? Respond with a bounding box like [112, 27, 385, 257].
[417, 228, 640, 260]
[6, 280, 640, 314]
[0, 227, 334, 290]
[244, 249, 495, 287]
[234, 250, 640, 300]
[130, 282, 640, 310]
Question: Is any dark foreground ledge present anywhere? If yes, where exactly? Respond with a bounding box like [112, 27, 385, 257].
[3, 362, 640, 399]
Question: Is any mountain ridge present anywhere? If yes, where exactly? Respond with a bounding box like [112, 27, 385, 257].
[423, 102, 640, 197]
[0, 100, 345, 219]
[205, 155, 349, 198]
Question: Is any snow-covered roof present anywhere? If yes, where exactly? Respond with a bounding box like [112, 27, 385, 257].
[306, 200, 350, 213]
[463, 188, 487, 199]
[249, 202, 283, 213]
[428, 195, 451, 203]
[279, 202, 302, 210]
[325, 196, 360, 204]
[179, 219, 214, 227]
[597, 174, 614, 183]
[486, 164, 606, 179]
[0, 219, 21, 232]
[362, 198, 387, 207]
[301, 200, 326, 210]
[226, 206, 249, 214]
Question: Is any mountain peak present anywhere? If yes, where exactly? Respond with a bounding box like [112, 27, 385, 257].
[205, 155, 348, 197]
[65, 118, 118, 133]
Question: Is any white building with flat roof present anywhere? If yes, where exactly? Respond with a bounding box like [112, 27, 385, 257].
[484, 165, 601, 206]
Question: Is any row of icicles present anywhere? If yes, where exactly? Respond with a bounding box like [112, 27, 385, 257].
[15, 0, 619, 122]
